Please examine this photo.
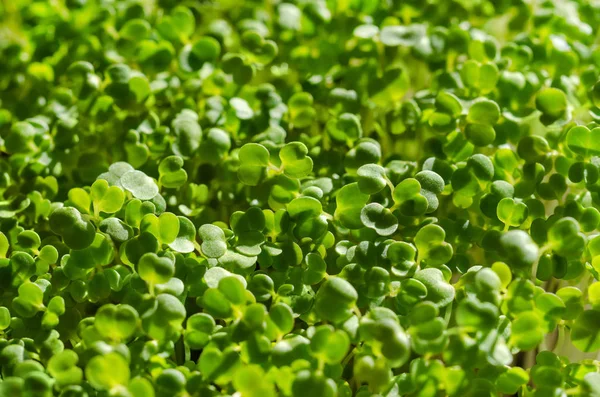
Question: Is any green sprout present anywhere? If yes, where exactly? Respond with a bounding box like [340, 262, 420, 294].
[2, 0, 600, 396]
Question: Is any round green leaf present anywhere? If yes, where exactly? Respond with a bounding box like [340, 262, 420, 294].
[85, 352, 130, 390]
[238, 143, 270, 186]
[121, 170, 159, 200]
[572, 310, 600, 352]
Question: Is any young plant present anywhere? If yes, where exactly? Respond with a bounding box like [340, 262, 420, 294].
[1, 0, 600, 396]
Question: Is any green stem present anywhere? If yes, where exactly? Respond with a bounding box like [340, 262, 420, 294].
[267, 163, 284, 175]
[389, 202, 401, 214]
[444, 302, 453, 326]
[317, 358, 325, 373]
[341, 347, 357, 368]
[185, 344, 191, 363]
[553, 324, 566, 354]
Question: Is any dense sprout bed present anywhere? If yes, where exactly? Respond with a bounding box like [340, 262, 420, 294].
[4, 0, 600, 396]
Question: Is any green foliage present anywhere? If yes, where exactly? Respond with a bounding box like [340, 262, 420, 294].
[1, 0, 600, 396]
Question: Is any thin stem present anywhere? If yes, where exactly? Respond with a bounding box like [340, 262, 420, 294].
[267, 163, 283, 174]
[444, 302, 453, 326]
[184, 344, 191, 363]
[553, 324, 566, 355]
[524, 348, 536, 369]
[531, 260, 540, 283]
[341, 347, 357, 368]
[317, 358, 325, 373]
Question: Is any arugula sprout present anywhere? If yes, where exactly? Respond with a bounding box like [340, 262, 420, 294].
[4, 0, 600, 396]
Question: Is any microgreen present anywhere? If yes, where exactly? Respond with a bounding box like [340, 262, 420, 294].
[2, 1, 600, 396]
